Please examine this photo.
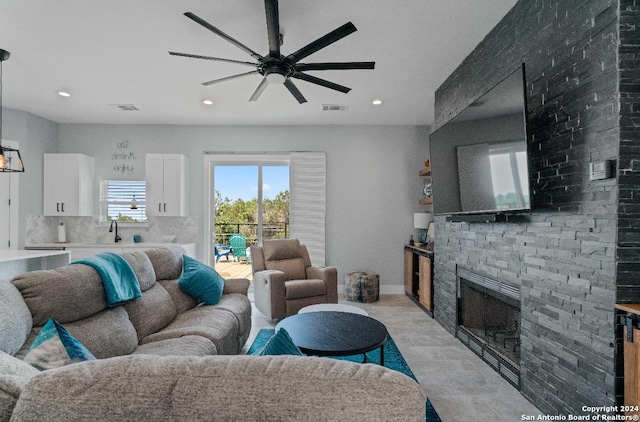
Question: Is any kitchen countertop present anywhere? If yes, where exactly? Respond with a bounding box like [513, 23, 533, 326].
[0, 249, 70, 263]
[26, 242, 194, 248]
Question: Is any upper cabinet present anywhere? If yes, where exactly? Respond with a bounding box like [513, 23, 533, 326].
[43, 154, 94, 216]
[145, 154, 189, 217]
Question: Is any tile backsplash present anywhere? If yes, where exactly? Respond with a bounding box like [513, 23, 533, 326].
[25, 215, 198, 245]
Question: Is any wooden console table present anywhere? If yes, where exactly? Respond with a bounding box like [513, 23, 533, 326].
[404, 244, 434, 317]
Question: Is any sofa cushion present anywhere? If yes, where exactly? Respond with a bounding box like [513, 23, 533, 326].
[285, 279, 327, 300]
[158, 279, 199, 314]
[132, 336, 217, 357]
[60, 307, 138, 359]
[9, 355, 427, 422]
[12, 266, 107, 326]
[145, 247, 184, 281]
[251, 328, 303, 356]
[262, 238, 302, 261]
[141, 307, 239, 355]
[23, 319, 96, 371]
[120, 251, 157, 292]
[0, 280, 32, 356]
[178, 256, 225, 305]
[0, 351, 39, 422]
[124, 283, 177, 341]
[211, 294, 252, 341]
[266, 258, 307, 281]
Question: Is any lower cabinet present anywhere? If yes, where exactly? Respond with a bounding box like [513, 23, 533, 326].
[624, 326, 640, 411]
[404, 245, 434, 315]
[419, 255, 433, 311]
[617, 304, 640, 413]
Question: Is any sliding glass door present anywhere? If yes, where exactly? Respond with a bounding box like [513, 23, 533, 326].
[204, 154, 289, 267]
[213, 164, 289, 246]
[204, 152, 325, 268]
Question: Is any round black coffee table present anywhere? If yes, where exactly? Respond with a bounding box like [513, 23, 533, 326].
[275, 311, 388, 365]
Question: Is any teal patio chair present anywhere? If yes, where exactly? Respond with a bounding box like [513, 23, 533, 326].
[229, 234, 251, 264]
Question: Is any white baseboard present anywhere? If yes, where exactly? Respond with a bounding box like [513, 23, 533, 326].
[337, 284, 404, 295]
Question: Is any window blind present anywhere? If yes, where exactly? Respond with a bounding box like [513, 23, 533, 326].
[289, 152, 326, 266]
[104, 180, 147, 222]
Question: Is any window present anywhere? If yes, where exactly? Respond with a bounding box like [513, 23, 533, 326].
[100, 180, 147, 223]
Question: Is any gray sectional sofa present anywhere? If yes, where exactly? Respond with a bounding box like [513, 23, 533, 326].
[0, 246, 427, 421]
[6, 246, 252, 359]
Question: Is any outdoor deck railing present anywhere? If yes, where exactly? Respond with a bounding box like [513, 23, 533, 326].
[214, 222, 288, 245]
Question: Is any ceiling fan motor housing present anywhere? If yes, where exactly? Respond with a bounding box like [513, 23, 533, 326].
[260, 60, 295, 83]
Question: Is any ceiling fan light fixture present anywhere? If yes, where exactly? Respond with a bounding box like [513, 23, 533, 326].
[172, 2, 374, 104]
[266, 72, 286, 84]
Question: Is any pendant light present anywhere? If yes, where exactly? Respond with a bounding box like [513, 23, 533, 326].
[0, 49, 24, 173]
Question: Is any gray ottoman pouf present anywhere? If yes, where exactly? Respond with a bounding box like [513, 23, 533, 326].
[344, 271, 379, 303]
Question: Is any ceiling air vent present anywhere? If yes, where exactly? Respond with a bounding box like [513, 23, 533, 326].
[109, 104, 140, 111]
[322, 104, 348, 112]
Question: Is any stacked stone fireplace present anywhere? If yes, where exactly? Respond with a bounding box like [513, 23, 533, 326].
[456, 267, 521, 388]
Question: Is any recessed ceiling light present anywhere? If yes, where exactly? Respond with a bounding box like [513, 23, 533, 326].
[372, 99, 383, 105]
[202, 99, 213, 105]
[56, 91, 71, 97]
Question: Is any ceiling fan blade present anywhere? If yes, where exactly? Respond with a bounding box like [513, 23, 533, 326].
[184, 12, 263, 61]
[284, 79, 307, 104]
[295, 62, 375, 71]
[264, 0, 281, 58]
[169, 51, 258, 67]
[285, 22, 357, 64]
[249, 78, 269, 101]
[202, 70, 259, 86]
[291, 72, 351, 93]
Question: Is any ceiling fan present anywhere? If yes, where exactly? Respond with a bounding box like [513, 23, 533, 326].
[169, 0, 375, 104]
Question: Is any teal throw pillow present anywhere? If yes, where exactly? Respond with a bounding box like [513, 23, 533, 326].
[23, 318, 96, 371]
[178, 255, 225, 305]
[252, 328, 304, 356]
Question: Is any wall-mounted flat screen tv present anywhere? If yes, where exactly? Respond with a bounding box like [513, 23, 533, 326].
[430, 65, 530, 217]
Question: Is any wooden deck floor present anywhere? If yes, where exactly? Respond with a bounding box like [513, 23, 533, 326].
[215, 258, 253, 281]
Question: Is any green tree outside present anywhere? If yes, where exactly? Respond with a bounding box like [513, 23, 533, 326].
[214, 189, 289, 244]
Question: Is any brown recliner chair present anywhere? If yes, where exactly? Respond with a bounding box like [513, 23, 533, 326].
[250, 238, 338, 319]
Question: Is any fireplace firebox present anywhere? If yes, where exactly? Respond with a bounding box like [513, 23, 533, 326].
[456, 267, 521, 388]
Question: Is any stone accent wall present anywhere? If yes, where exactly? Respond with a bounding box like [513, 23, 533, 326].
[615, 0, 640, 406]
[432, 0, 626, 415]
[617, 0, 640, 303]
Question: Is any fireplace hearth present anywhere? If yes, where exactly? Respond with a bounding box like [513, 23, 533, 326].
[456, 267, 521, 388]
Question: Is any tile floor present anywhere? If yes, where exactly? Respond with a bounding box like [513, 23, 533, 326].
[244, 293, 542, 422]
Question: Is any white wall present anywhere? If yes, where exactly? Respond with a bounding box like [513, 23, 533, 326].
[57, 124, 429, 291]
[3, 108, 59, 248]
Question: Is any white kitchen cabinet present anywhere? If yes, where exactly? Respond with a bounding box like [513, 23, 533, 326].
[145, 154, 189, 217]
[43, 154, 94, 216]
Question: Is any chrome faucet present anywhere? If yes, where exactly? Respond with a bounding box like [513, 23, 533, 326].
[109, 219, 122, 243]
